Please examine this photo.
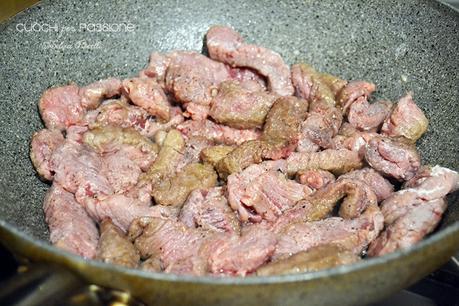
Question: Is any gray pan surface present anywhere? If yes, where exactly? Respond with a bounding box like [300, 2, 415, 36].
[0, 0, 458, 305]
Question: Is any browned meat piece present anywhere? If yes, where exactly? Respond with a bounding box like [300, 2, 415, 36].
[273, 204, 384, 259]
[30, 129, 64, 181]
[368, 198, 446, 257]
[200, 145, 234, 166]
[177, 119, 260, 146]
[365, 136, 420, 181]
[96, 219, 140, 268]
[209, 80, 278, 129]
[83, 126, 159, 171]
[291, 63, 346, 104]
[340, 168, 394, 202]
[141, 52, 171, 86]
[39, 84, 85, 130]
[274, 178, 377, 231]
[175, 137, 213, 172]
[287, 149, 363, 176]
[165, 51, 229, 105]
[141, 257, 163, 272]
[206, 225, 277, 276]
[297, 169, 335, 190]
[347, 97, 392, 131]
[122, 77, 171, 121]
[381, 166, 458, 225]
[79, 78, 122, 109]
[336, 81, 376, 112]
[310, 178, 378, 219]
[227, 161, 311, 223]
[256, 244, 360, 276]
[179, 187, 240, 234]
[142, 129, 185, 185]
[152, 163, 218, 207]
[44, 184, 98, 259]
[50, 140, 114, 204]
[217, 96, 308, 176]
[381, 93, 428, 142]
[206, 26, 294, 96]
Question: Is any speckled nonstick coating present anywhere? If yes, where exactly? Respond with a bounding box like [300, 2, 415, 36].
[0, 0, 458, 305]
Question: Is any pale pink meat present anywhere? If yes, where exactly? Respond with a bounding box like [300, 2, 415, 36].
[30, 129, 64, 180]
[206, 25, 293, 96]
[44, 184, 99, 259]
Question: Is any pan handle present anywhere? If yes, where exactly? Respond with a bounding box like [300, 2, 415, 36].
[0, 264, 85, 306]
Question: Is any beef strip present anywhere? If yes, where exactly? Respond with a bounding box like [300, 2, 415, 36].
[226, 67, 267, 90]
[206, 25, 293, 96]
[87, 195, 179, 231]
[273, 178, 378, 232]
[347, 97, 392, 131]
[333, 129, 378, 159]
[216, 96, 308, 177]
[227, 161, 311, 223]
[273, 204, 384, 259]
[30, 129, 64, 181]
[39, 84, 85, 130]
[296, 169, 335, 190]
[368, 198, 446, 257]
[368, 165, 458, 256]
[256, 244, 360, 276]
[287, 149, 363, 176]
[83, 126, 159, 171]
[122, 77, 171, 121]
[89, 99, 184, 138]
[381, 165, 459, 225]
[209, 80, 278, 129]
[179, 187, 240, 234]
[336, 81, 376, 113]
[141, 129, 185, 185]
[40, 79, 123, 131]
[79, 78, 122, 109]
[152, 163, 218, 207]
[291, 63, 347, 104]
[50, 140, 114, 205]
[381, 93, 428, 142]
[96, 218, 140, 268]
[130, 217, 219, 275]
[165, 51, 229, 106]
[200, 145, 234, 167]
[205, 225, 277, 276]
[365, 136, 420, 181]
[177, 119, 260, 146]
[44, 183, 98, 259]
[339, 168, 394, 202]
[291, 64, 345, 150]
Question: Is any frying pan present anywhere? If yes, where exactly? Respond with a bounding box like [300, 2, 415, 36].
[0, 0, 458, 305]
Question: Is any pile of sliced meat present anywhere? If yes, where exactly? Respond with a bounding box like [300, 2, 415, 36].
[30, 26, 458, 277]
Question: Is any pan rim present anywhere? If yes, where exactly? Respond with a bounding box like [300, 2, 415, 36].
[1, 219, 458, 285]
